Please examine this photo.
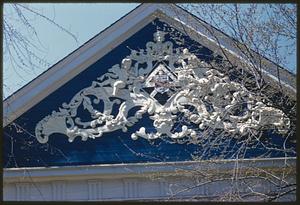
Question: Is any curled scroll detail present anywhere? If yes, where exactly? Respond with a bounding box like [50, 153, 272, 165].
[35, 31, 290, 143]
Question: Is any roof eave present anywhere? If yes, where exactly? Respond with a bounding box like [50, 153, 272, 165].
[3, 3, 296, 128]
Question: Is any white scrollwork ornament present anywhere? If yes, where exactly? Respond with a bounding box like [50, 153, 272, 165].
[35, 31, 290, 143]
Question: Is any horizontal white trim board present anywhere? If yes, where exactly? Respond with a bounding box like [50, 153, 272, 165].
[4, 157, 296, 182]
[3, 158, 296, 201]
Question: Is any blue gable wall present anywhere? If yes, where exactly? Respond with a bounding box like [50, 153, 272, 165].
[3, 19, 295, 168]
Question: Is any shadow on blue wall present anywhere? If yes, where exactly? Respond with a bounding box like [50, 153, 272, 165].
[3, 19, 295, 168]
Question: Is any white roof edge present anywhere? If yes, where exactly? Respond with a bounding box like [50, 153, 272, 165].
[159, 4, 296, 91]
[3, 3, 296, 128]
[3, 3, 158, 127]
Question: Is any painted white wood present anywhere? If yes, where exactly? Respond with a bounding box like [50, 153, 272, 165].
[51, 181, 66, 201]
[159, 181, 168, 196]
[3, 4, 295, 128]
[87, 179, 102, 200]
[64, 180, 87, 201]
[4, 157, 295, 182]
[3, 4, 158, 127]
[157, 5, 296, 94]
[16, 183, 30, 201]
[3, 158, 296, 201]
[101, 179, 124, 200]
[123, 179, 139, 198]
[4, 174, 295, 201]
[32, 31, 291, 144]
[31, 182, 50, 201]
[2, 5, 296, 202]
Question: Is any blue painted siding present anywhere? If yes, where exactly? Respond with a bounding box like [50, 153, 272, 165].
[3, 19, 295, 168]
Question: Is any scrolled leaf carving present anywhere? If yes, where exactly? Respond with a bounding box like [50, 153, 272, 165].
[35, 31, 290, 143]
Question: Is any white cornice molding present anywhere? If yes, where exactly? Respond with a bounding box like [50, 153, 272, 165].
[3, 157, 296, 183]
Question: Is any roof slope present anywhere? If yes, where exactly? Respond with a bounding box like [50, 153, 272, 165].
[3, 3, 296, 127]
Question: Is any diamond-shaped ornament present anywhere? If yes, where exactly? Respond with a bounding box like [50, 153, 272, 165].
[142, 64, 178, 105]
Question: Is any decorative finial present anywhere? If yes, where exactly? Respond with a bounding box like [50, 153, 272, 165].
[153, 31, 165, 42]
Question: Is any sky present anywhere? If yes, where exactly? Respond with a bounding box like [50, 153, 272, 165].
[3, 3, 139, 98]
[3, 3, 296, 99]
